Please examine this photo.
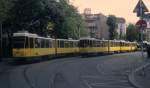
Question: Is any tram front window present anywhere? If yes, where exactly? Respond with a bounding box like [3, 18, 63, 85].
[13, 37, 26, 48]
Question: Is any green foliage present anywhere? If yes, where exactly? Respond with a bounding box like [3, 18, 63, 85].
[0, 0, 13, 22]
[126, 24, 138, 42]
[3, 0, 86, 39]
[45, 0, 86, 39]
[106, 15, 118, 40]
[6, 0, 47, 35]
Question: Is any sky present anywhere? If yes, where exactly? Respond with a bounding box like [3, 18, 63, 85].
[71, 0, 150, 23]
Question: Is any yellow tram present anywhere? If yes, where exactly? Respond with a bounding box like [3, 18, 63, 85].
[12, 32, 138, 60]
[79, 38, 137, 56]
[12, 32, 79, 59]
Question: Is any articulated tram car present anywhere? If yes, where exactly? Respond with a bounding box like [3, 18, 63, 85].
[53, 39, 79, 56]
[13, 32, 55, 58]
[79, 38, 137, 56]
[79, 38, 109, 55]
[12, 32, 137, 60]
[12, 32, 79, 59]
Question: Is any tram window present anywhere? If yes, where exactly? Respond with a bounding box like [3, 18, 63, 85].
[68, 41, 72, 47]
[118, 42, 120, 46]
[110, 42, 112, 47]
[29, 38, 34, 48]
[85, 40, 87, 47]
[104, 41, 108, 47]
[111, 42, 114, 47]
[45, 40, 50, 48]
[57, 40, 60, 48]
[75, 42, 78, 47]
[65, 41, 69, 48]
[79, 40, 85, 47]
[25, 37, 29, 48]
[94, 41, 97, 47]
[13, 37, 26, 48]
[89, 40, 92, 47]
[72, 42, 74, 47]
[69, 41, 72, 47]
[49, 40, 52, 48]
[96, 41, 99, 47]
[70, 42, 72, 47]
[74, 42, 77, 47]
[99, 41, 102, 47]
[115, 42, 117, 46]
[35, 38, 41, 48]
[51, 40, 55, 48]
[41, 39, 45, 48]
[103, 42, 105, 47]
[93, 41, 96, 47]
[60, 41, 64, 48]
[67, 41, 70, 47]
[121, 43, 123, 46]
[120, 42, 123, 46]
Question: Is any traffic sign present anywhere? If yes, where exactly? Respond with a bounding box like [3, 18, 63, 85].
[133, 0, 149, 17]
[136, 19, 147, 28]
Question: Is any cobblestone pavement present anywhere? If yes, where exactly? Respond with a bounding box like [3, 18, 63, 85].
[0, 52, 147, 88]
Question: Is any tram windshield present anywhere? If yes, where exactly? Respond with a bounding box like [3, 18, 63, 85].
[13, 37, 26, 48]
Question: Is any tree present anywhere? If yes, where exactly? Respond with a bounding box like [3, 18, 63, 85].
[6, 0, 48, 35]
[0, 0, 13, 58]
[3, 0, 86, 39]
[45, 0, 87, 39]
[126, 24, 138, 42]
[107, 15, 118, 40]
[0, 0, 12, 22]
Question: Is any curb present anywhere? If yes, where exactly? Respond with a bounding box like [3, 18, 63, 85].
[128, 62, 150, 88]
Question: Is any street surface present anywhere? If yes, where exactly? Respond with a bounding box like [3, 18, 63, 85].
[133, 62, 150, 88]
[0, 52, 147, 88]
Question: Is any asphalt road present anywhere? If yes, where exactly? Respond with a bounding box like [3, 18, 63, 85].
[0, 52, 147, 88]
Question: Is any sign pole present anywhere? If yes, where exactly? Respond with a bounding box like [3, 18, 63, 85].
[141, 26, 144, 58]
[133, 0, 149, 58]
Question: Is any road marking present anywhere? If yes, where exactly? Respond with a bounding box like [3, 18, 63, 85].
[23, 66, 36, 88]
[82, 80, 93, 88]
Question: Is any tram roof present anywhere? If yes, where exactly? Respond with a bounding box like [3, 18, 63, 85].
[13, 32, 38, 38]
[13, 32, 53, 40]
[55, 39, 78, 42]
[80, 37, 97, 40]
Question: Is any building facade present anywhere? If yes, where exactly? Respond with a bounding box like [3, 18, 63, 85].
[116, 18, 126, 39]
[82, 8, 109, 40]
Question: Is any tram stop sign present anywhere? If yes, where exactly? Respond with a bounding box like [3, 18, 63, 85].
[136, 19, 147, 28]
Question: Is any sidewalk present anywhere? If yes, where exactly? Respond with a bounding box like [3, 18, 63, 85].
[129, 59, 150, 88]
